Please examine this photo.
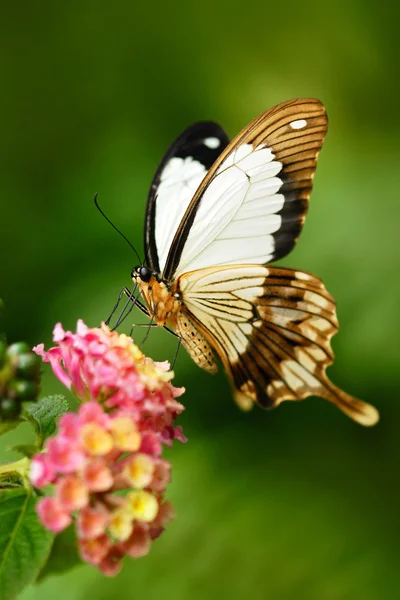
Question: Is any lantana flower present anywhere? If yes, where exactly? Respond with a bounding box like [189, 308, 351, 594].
[30, 321, 185, 576]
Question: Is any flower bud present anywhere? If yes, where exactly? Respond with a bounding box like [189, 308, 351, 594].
[15, 352, 41, 378]
[9, 379, 39, 400]
[0, 340, 7, 369]
[6, 342, 31, 359]
[0, 397, 21, 420]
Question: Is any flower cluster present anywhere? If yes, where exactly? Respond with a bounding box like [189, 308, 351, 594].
[31, 321, 186, 576]
[33, 321, 185, 444]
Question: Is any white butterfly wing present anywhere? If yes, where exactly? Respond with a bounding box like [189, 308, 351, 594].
[172, 144, 283, 277]
[161, 99, 328, 281]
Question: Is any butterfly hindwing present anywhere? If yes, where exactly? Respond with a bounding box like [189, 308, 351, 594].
[144, 122, 229, 274]
[163, 98, 328, 280]
[177, 265, 379, 426]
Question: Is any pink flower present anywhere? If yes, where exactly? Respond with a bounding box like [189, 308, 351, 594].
[83, 460, 113, 492]
[46, 437, 85, 473]
[36, 497, 72, 533]
[77, 506, 109, 540]
[56, 475, 89, 511]
[31, 321, 187, 577]
[78, 535, 112, 566]
[33, 321, 185, 441]
[123, 526, 151, 558]
[30, 454, 55, 487]
[150, 459, 171, 493]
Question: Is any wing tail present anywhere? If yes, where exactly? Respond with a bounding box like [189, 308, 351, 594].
[320, 379, 379, 427]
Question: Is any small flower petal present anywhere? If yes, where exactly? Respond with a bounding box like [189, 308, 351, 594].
[150, 459, 171, 493]
[126, 491, 158, 523]
[58, 413, 80, 441]
[36, 497, 71, 533]
[56, 475, 89, 512]
[98, 549, 124, 576]
[83, 460, 113, 492]
[109, 416, 141, 451]
[109, 509, 134, 542]
[79, 402, 109, 427]
[123, 526, 151, 558]
[77, 505, 109, 540]
[46, 437, 85, 473]
[30, 454, 55, 487]
[124, 453, 154, 489]
[80, 423, 113, 456]
[78, 535, 112, 566]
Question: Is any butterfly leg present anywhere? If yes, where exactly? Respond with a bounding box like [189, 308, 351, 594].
[121, 287, 180, 339]
[105, 288, 128, 326]
[171, 337, 182, 370]
[111, 284, 139, 329]
[128, 323, 158, 336]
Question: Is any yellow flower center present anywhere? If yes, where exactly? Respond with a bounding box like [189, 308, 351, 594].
[80, 423, 114, 456]
[126, 490, 158, 522]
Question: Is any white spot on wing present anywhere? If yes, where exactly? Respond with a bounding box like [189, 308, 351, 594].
[307, 347, 327, 361]
[281, 359, 320, 390]
[239, 322, 253, 335]
[204, 137, 220, 149]
[304, 291, 330, 309]
[235, 287, 264, 301]
[290, 119, 307, 130]
[295, 271, 310, 280]
[295, 347, 317, 372]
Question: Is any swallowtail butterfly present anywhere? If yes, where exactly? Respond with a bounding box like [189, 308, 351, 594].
[130, 98, 379, 426]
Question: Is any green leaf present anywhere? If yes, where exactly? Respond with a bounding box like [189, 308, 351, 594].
[0, 486, 54, 600]
[0, 458, 30, 489]
[0, 472, 24, 490]
[0, 420, 20, 437]
[11, 444, 38, 458]
[37, 525, 80, 581]
[24, 394, 69, 447]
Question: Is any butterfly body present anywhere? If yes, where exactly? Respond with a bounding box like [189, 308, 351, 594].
[133, 269, 218, 372]
[133, 273, 180, 327]
[132, 98, 379, 426]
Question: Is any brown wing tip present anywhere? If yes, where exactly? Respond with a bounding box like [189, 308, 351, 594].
[342, 398, 380, 427]
[323, 381, 380, 427]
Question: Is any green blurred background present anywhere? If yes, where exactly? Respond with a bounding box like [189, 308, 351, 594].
[1, 1, 399, 598]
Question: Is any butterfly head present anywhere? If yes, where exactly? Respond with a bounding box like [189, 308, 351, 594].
[132, 265, 152, 283]
[131, 266, 181, 327]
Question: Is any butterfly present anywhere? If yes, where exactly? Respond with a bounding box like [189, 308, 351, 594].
[128, 98, 379, 426]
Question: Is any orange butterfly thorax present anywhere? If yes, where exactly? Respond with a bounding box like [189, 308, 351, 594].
[134, 276, 180, 327]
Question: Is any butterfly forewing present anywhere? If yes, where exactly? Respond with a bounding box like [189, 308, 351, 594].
[162, 98, 328, 281]
[144, 122, 229, 274]
[177, 265, 379, 426]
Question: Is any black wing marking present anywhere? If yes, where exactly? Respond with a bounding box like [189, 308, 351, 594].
[144, 122, 229, 274]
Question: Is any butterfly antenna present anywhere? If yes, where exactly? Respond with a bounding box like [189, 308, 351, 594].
[94, 193, 143, 265]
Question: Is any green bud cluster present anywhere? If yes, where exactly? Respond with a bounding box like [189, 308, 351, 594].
[0, 341, 41, 420]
